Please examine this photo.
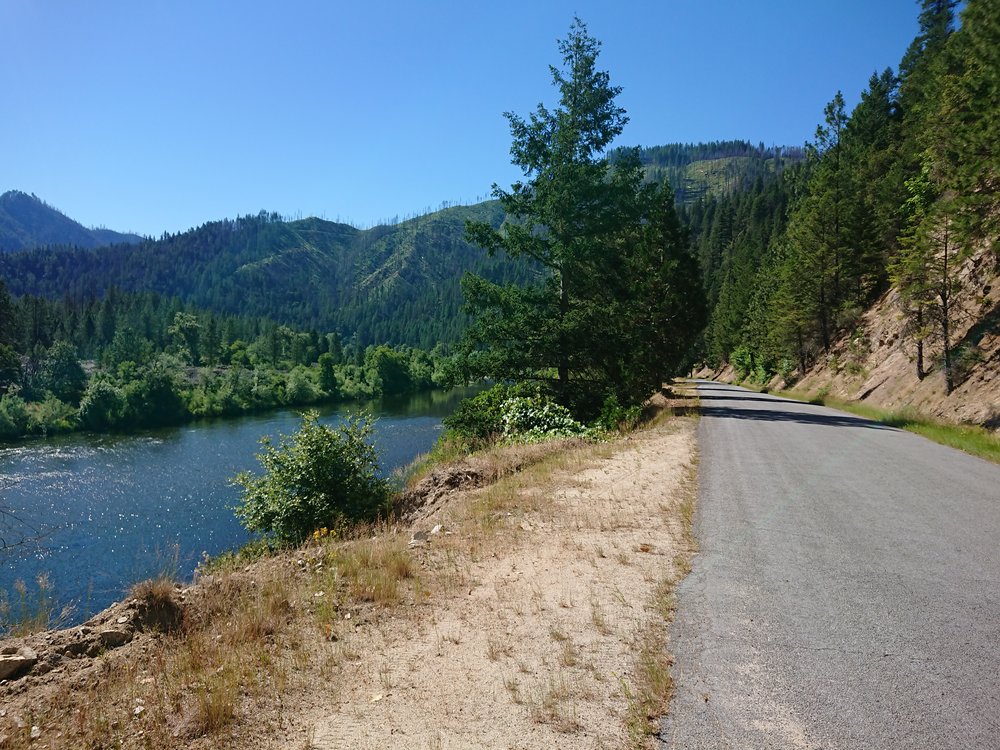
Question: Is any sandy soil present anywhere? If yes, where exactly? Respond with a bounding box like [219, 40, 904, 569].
[297, 417, 698, 750]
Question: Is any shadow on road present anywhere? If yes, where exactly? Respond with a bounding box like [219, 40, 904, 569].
[698, 394, 793, 404]
[700, 405, 897, 431]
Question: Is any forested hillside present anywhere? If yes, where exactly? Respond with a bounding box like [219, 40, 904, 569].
[0, 191, 142, 252]
[695, 0, 999, 408]
[0, 201, 530, 348]
[614, 140, 805, 205]
[0, 144, 781, 352]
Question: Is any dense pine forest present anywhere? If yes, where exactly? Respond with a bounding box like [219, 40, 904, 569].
[0, 284, 450, 439]
[0, 202, 528, 349]
[693, 0, 998, 392]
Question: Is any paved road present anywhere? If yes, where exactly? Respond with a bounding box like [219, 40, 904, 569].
[660, 381, 1000, 749]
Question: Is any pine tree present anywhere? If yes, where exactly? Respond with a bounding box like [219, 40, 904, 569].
[932, 0, 1000, 246]
[461, 19, 702, 411]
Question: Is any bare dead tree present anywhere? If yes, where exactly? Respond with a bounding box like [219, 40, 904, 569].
[1, 477, 48, 559]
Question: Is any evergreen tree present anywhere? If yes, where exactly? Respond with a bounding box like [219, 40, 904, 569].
[462, 19, 702, 411]
[0, 281, 17, 348]
[40, 341, 87, 404]
[932, 0, 1000, 246]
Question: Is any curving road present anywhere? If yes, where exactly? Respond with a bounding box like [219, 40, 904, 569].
[660, 381, 1000, 749]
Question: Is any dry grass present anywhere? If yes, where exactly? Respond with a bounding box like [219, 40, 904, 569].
[0, 574, 73, 637]
[623, 431, 700, 750]
[0, 527, 425, 748]
[324, 535, 416, 605]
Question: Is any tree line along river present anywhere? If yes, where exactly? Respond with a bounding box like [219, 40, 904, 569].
[0, 387, 478, 626]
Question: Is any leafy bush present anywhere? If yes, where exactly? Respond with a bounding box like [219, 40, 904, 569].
[232, 411, 391, 545]
[777, 357, 797, 384]
[597, 393, 642, 433]
[0, 393, 29, 438]
[364, 345, 413, 395]
[79, 380, 126, 429]
[28, 394, 77, 435]
[500, 394, 589, 442]
[732, 344, 774, 384]
[730, 345, 754, 381]
[121, 357, 186, 427]
[284, 366, 319, 405]
[443, 384, 509, 441]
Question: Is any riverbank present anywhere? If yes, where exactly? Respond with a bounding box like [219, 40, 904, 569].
[0, 387, 480, 627]
[0, 391, 698, 750]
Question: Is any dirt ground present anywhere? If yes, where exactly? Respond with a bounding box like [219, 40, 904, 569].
[301, 417, 697, 750]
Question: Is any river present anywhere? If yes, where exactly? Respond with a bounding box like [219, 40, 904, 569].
[0, 388, 476, 625]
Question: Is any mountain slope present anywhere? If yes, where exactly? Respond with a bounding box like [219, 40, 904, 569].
[0, 201, 526, 347]
[612, 140, 805, 205]
[0, 190, 143, 251]
[789, 248, 1000, 428]
[0, 140, 794, 348]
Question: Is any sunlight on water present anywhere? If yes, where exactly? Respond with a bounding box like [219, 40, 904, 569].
[0, 388, 476, 623]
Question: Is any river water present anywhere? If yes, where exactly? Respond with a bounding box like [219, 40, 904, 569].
[0, 388, 475, 624]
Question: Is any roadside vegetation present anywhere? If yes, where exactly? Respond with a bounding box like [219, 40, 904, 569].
[693, 0, 997, 399]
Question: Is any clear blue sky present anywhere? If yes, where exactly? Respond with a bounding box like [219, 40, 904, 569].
[1, 1, 921, 237]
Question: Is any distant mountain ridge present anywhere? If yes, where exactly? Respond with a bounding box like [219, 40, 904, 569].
[0, 201, 528, 347]
[0, 141, 794, 347]
[0, 190, 143, 252]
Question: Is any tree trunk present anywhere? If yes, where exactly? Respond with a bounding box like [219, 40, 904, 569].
[940, 223, 953, 395]
[819, 284, 831, 351]
[796, 328, 808, 376]
[558, 268, 569, 399]
[916, 306, 926, 380]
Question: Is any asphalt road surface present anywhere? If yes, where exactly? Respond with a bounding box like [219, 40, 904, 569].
[660, 381, 1000, 749]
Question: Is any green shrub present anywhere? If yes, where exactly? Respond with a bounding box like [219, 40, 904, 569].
[442, 383, 535, 442]
[28, 394, 77, 435]
[0, 393, 30, 438]
[597, 393, 642, 432]
[777, 358, 796, 383]
[232, 411, 391, 546]
[500, 394, 589, 442]
[730, 345, 754, 381]
[79, 380, 126, 429]
[284, 366, 319, 405]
